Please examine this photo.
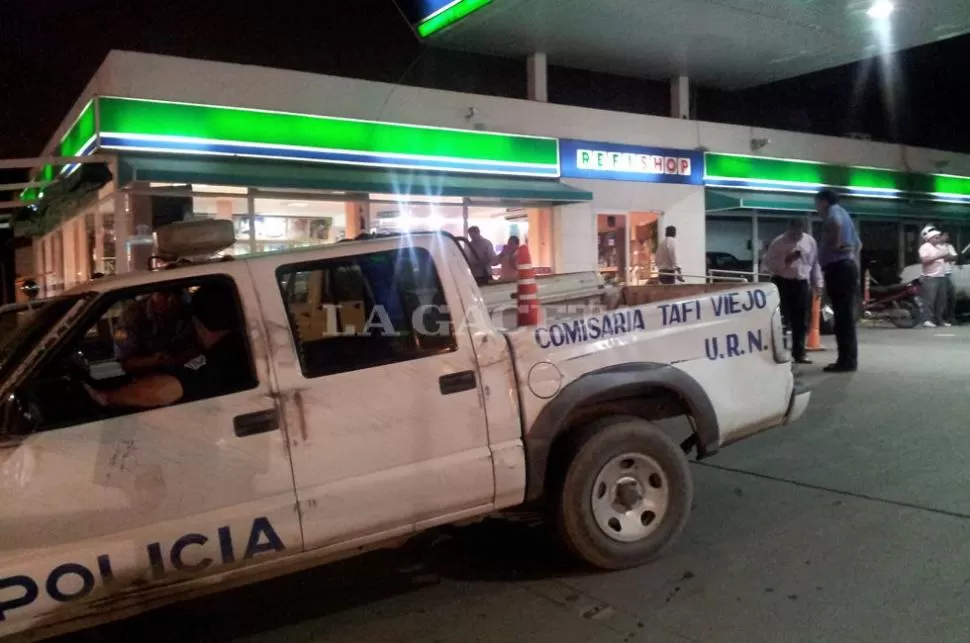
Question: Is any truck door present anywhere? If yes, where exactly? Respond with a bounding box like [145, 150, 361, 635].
[251, 239, 495, 550]
[0, 265, 301, 634]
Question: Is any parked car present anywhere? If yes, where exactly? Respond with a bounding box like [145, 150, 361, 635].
[706, 251, 752, 276]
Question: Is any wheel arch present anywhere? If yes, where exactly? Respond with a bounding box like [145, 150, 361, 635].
[523, 362, 720, 502]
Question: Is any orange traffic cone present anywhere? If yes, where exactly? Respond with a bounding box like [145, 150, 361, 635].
[805, 292, 826, 352]
[516, 244, 540, 327]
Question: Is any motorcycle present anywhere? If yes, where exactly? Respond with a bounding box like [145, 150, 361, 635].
[860, 277, 924, 328]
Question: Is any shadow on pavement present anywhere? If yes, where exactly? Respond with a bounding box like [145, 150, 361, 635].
[59, 517, 585, 643]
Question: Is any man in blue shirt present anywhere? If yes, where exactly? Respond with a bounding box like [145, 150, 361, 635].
[815, 189, 861, 372]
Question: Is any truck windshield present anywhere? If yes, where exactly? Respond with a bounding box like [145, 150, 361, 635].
[0, 295, 88, 380]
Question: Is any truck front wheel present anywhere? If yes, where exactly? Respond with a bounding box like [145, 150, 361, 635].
[556, 416, 693, 570]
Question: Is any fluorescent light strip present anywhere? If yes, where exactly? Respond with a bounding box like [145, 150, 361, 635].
[101, 141, 560, 179]
[417, 0, 493, 37]
[709, 177, 970, 201]
[705, 176, 825, 189]
[58, 135, 99, 177]
[58, 99, 95, 148]
[706, 151, 903, 174]
[101, 96, 557, 144]
[421, 0, 464, 22]
[707, 176, 903, 194]
[99, 131, 557, 170]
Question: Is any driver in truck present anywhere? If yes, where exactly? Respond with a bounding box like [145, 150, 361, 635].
[86, 282, 252, 409]
[114, 287, 200, 375]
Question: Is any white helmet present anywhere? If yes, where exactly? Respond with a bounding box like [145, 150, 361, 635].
[921, 225, 941, 241]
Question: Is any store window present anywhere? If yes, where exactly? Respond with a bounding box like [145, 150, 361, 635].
[253, 197, 348, 252]
[859, 220, 900, 284]
[370, 197, 464, 237]
[99, 198, 118, 276]
[706, 215, 754, 275]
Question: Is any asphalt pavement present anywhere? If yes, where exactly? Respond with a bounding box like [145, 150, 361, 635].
[65, 325, 970, 643]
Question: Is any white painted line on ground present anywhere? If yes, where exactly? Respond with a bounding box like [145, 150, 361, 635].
[935, 333, 957, 337]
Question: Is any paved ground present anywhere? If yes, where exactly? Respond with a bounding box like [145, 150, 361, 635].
[68, 325, 970, 643]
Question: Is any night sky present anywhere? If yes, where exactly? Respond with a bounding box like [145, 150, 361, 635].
[1, 0, 968, 161]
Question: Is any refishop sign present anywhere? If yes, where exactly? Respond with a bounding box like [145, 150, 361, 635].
[559, 139, 703, 185]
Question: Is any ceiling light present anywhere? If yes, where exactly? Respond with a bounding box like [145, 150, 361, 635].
[867, 0, 894, 20]
[288, 202, 309, 208]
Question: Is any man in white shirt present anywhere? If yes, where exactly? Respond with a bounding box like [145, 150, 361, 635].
[465, 226, 498, 285]
[919, 226, 956, 328]
[761, 219, 824, 364]
[655, 225, 684, 285]
[940, 231, 958, 326]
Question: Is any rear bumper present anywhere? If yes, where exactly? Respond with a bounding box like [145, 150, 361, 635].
[783, 380, 811, 425]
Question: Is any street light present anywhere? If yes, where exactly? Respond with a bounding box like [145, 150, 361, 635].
[867, 0, 894, 20]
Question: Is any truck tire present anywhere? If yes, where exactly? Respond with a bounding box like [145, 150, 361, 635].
[556, 415, 693, 570]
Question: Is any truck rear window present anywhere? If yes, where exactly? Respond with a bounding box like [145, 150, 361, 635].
[276, 247, 456, 378]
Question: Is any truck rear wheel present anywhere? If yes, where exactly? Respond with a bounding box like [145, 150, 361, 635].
[556, 415, 693, 570]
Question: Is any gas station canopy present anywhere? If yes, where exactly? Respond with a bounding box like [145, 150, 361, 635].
[422, 0, 970, 89]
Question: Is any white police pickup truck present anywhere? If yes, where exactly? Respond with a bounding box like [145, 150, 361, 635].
[0, 221, 809, 640]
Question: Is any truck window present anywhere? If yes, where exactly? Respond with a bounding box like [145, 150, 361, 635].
[13, 276, 258, 432]
[276, 247, 456, 378]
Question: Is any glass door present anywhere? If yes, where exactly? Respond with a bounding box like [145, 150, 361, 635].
[597, 213, 627, 285]
[627, 211, 660, 285]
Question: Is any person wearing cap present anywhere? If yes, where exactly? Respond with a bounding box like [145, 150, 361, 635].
[815, 189, 861, 373]
[86, 282, 253, 409]
[918, 226, 957, 328]
[761, 218, 824, 364]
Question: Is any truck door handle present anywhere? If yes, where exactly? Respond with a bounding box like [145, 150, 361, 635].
[439, 370, 477, 395]
[234, 409, 280, 437]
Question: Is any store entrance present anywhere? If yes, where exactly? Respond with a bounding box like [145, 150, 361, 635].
[596, 211, 660, 285]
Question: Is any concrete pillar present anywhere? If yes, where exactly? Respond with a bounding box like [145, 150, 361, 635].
[77, 215, 90, 282]
[527, 52, 548, 103]
[344, 202, 363, 239]
[215, 198, 234, 220]
[61, 219, 77, 289]
[246, 192, 257, 254]
[114, 193, 132, 274]
[128, 193, 154, 273]
[528, 208, 554, 269]
[670, 75, 690, 120]
[93, 208, 105, 274]
[33, 239, 43, 278]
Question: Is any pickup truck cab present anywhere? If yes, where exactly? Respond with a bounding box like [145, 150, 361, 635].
[0, 220, 809, 640]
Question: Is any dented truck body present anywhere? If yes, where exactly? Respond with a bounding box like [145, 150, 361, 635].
[0, 230, 809, 640]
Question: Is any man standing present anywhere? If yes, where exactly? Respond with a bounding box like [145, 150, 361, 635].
[815, 189, 861, 373]
[656, 225, 684, 285]
[761, 219, 823, 364]
[465, 226, 497, 285]
[918, 226, 955, 328]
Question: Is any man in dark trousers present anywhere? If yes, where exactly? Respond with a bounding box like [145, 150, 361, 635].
[815, 189, 861, 373]
[761, 219, 823, 364]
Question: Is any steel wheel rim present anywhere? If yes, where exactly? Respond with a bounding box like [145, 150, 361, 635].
[590, 452, 670, 543]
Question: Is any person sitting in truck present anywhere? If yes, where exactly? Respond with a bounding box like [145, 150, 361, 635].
[86, 282, 253, 409]
[114, 287, 200, 375]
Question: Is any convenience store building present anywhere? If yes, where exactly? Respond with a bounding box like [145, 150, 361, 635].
[24, 51, 970, 294]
